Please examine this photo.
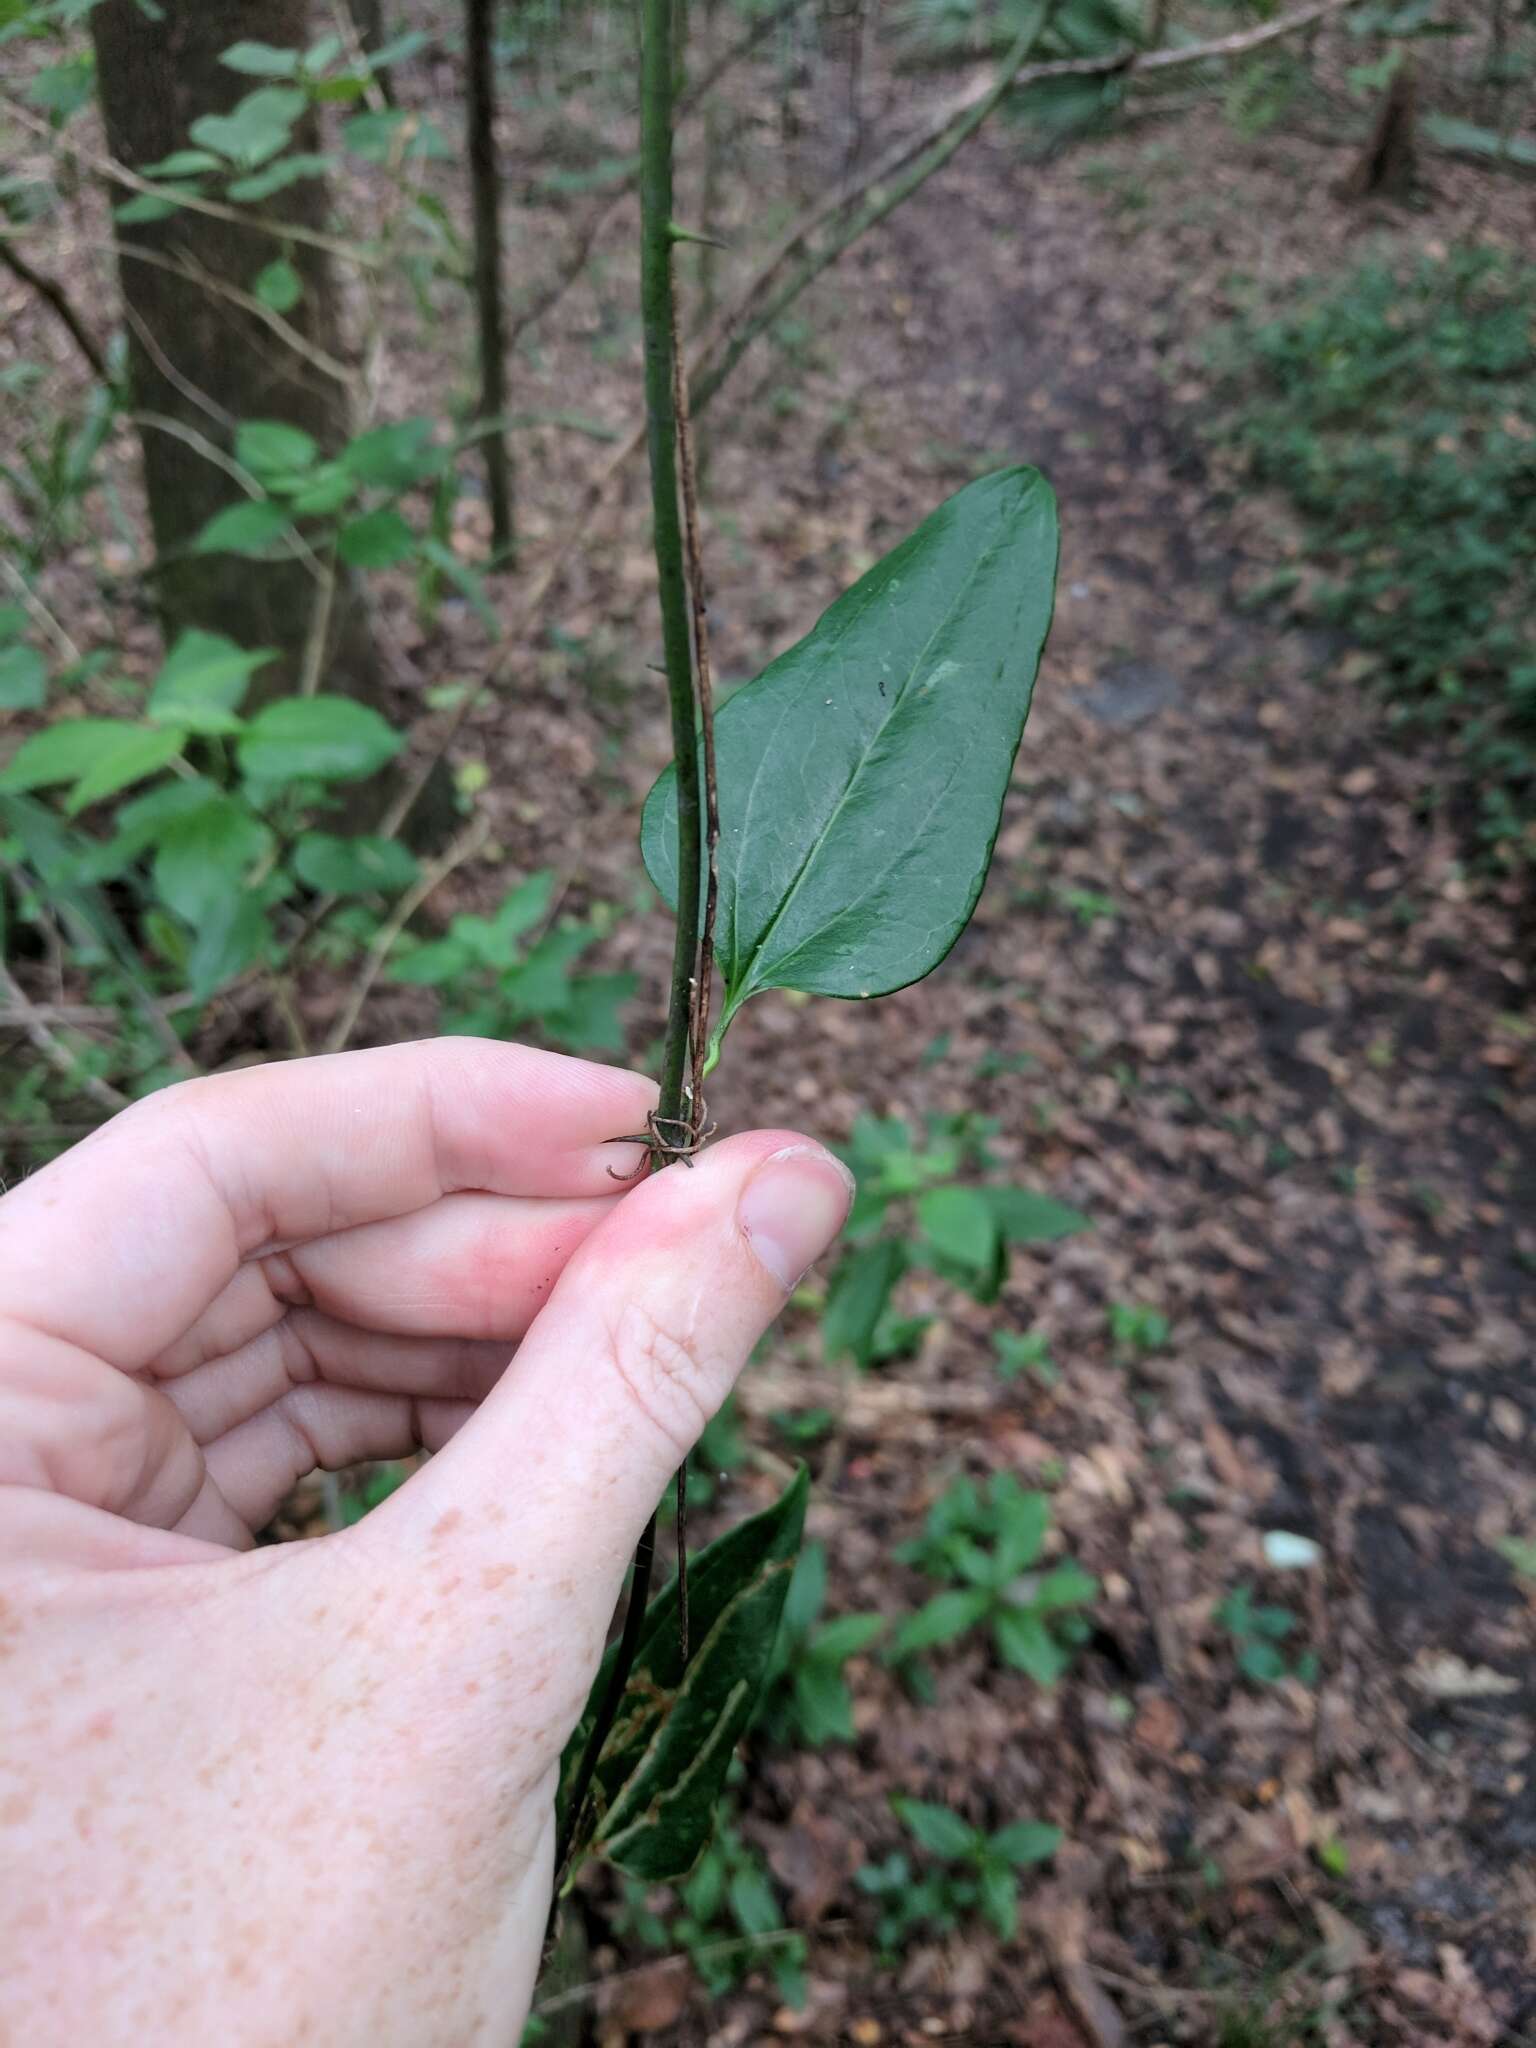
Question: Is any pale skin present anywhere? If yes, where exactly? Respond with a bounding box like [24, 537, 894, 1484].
[0, 1038, 853, 2046]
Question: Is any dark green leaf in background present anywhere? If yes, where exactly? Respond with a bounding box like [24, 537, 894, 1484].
[822, 1238, 904, 1367]
[293, 831, 418, 896]
[148, 629, 274, 727]
[0, 643, 45, 710]
[558, 1468, 808, 1882]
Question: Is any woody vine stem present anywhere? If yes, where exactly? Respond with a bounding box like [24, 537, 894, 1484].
[553, 0, 718, 1887]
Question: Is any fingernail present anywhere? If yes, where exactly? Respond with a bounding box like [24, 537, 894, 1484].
[738, 1144, 855, 1292]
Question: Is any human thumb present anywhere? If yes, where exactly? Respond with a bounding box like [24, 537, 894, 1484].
[376, 1129, 852, 1637]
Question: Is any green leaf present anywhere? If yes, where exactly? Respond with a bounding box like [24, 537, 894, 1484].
[728, 1864, 781, 1939]
[0, 793, 142, 981]
[559, 1468, 808, 1882]
[64, 725, 185, 813]
[0, 643, 45, 709]
[893, 1799, 978, 1861]
[341, 108, 450, 162]
[292, 831, 418, 896]
[917, 1185, 998, 1272]
[781, 1537, 828, 1641]
[153, 798, 269, 924]
[810, 1613, 886, 1664]
[337, 506, 415, 569]
[189, 86, 305, 167]
[187, 892, 269, 998]
[252, 257, 303, 312]
[983, 1186, 1090, 1244]
[141, 148, 223, 177]
[234, 421, 319, 479]
[990, 1819, 1063, 1867]
[192, 499, 290, 557]
[891, 1586, 991, 1658]
[116, 185, 200, 224]
[1237, 1641, 1288, 1685]
[790, 1665, 856, 1747]
[821, 1238, 903, 1368]
[387, 935, 471, 986]
[978, 1860, 1019, 1940]
[994, 1489, 1050, 1574]
[642, 468, 1058, 1037]
[220, 39, 302, 76]
[148, 629, 274, 726]
[1032, 1562, 1098, 1611]
[2, 719, 150, 795]
[993, 1607, 1070, 1685]
[238, 696, 401, 785]
[338, 417, 443, 488]
[226, 152, 334, 203]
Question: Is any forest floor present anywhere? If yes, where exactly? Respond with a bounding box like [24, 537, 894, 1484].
[6, 18, 1535, 2044]
[464, 67, 1536, 2048]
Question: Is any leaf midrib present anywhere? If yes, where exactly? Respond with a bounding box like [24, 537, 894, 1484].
[725, 506, 1019, 1011]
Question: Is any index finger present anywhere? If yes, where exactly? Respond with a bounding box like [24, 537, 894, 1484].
[0, 1038, 656, 1371]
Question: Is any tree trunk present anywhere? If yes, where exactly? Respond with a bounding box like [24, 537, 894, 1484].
[465, 0, 514, 557]
[89, 0, 383, 706]
[1335, 55, 1418, 202]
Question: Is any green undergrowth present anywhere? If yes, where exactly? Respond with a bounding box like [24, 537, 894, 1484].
[1205, 244, 1536, 876]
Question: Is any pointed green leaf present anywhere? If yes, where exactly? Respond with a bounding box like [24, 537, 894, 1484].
[292, 831, 418, 896]
[559, 1468, 808, 1882]
[917, 1185, 998, 1272]
[187, 892, 269, 998]
[338, 506, 415, 569]
[64, 726, 185, 813]
[990, 1819, 1064, 1867]
[153, 797, 269, 924]
[235, 421, 319, 479]
[237, 696, 401, 784]
[894, 1798, 979, 1861]
[220, 40, 302, 76]
[642, 468, 1057, 1034]
[192, 499, 291, 558]
[2, 720, 150, 795]
[0, 644, 45, 710]
[189, 86, 305, 167]
[822, 1238, 903, 1368]
[892, 1586, 991, 1658]
[148, 629, 274, 725]
[982, 1186, 1090, 1244]
[994, 1607, 1070, 1684]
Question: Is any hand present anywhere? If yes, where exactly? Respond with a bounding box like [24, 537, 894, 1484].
[0, 1040, 851, 2046]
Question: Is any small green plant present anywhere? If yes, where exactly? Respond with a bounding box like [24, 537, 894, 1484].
[611, 1805, 806, 2004]
[891, 1474, 1097, 1685]
[1216, 1585, 1318, 1687]
[856, 1798, 1062, 1951]
[388, 868, 635, 1052]
[339, 1461, 411, 1525]
[1060, 885, 1118, 927]
[993, 1327, 1057, 1385]
[820, 1111, 1088, 1370]
[1108, 1299, 1171, 1357]
[755, 1540, 885, 1749]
